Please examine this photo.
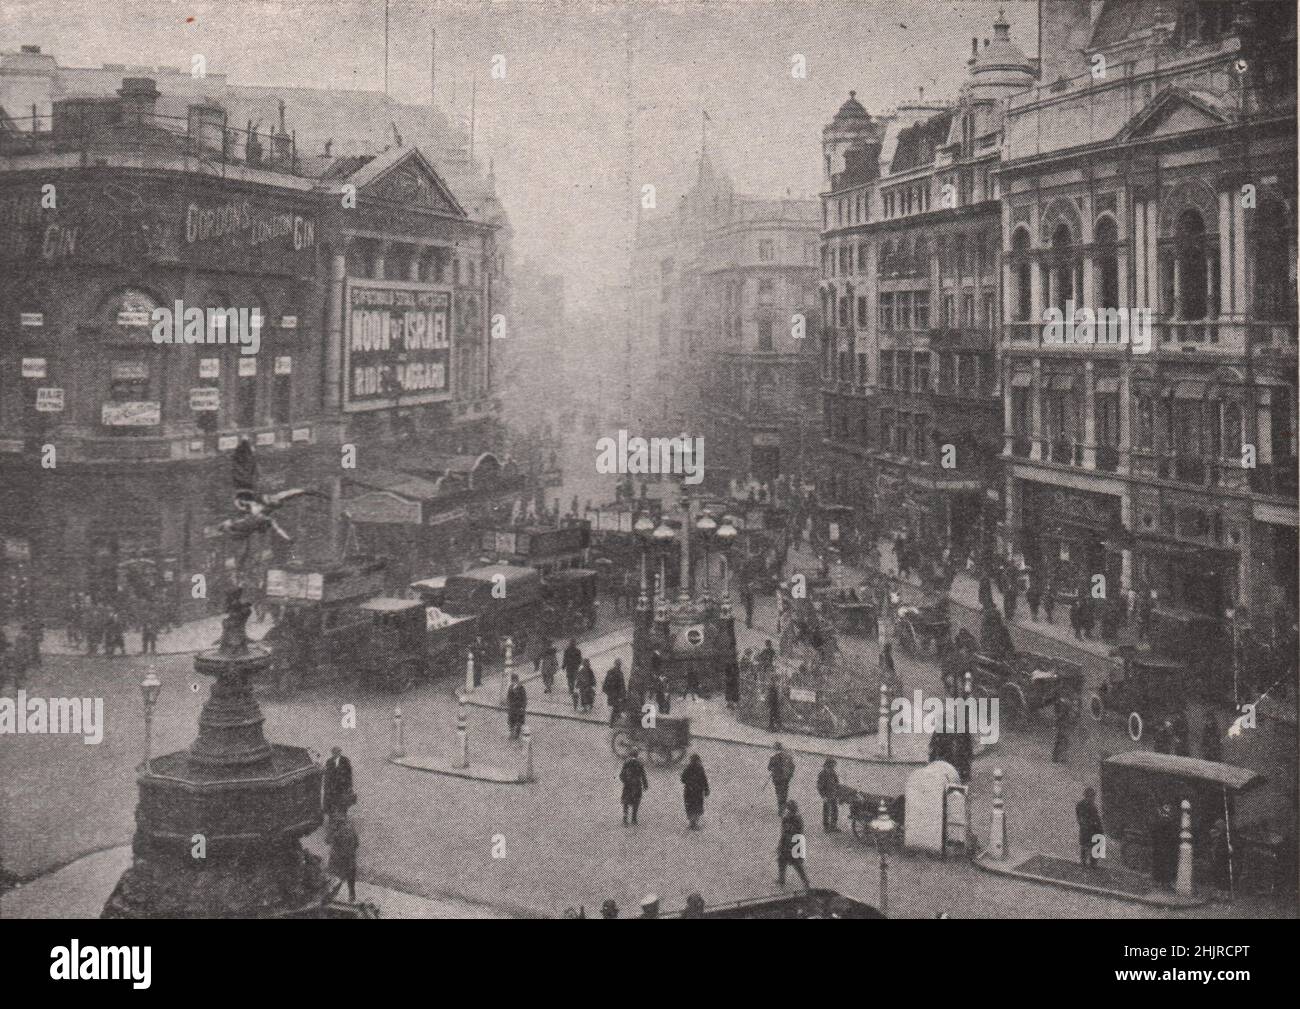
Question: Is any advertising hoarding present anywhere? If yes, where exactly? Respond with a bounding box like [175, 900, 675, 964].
[344, 280, 451, 411]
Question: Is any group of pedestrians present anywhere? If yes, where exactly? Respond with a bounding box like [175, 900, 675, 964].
[0, 617, 43, 686]
[64, 592, 171, 657]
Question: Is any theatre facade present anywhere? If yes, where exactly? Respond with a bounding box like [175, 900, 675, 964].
[0, 77, 503, 620]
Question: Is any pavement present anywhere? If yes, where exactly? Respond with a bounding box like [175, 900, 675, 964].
[5, 612, 276, 658]
[0, 846, 514, 919]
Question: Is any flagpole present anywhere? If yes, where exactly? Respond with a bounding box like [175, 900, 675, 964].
[384, 0, 390, 99]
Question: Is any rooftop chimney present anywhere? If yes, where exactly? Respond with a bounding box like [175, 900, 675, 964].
[20, 45, 41, 54]
[117, 77, 160, 125]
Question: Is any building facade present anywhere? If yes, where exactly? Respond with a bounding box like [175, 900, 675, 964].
[630, 154, 820, 492]
[0, 74, 506, 619]
[998, 0, 1297, 667]
[818, 13, 1030, 557]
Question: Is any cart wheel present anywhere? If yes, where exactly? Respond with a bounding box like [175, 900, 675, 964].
[1127, 711, 1144, 742]
[1088, 693, 1104, 721]
[1000, 682, 1027, 726]
[647, 743, 672, 767]
[610, 730, 635, 759]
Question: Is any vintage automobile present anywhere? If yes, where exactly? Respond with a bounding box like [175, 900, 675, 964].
[541, 568, 600, 633]
[1099, 751, 1273, 890]
[414, 563, 546, 659]
[660, 888, 884, 919]
[895, 596, 952, 659]
[263, 557, 477, 695]
[971, 649, 1085, 727]
[1088, 646, 1190, 741]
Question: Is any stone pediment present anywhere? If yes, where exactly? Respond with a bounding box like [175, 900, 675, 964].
[1114, 86, 1233, 143]
[349, 147, 467, 218]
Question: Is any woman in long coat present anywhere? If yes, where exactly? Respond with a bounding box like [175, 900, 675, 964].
[680, 753, 710, 830]
[576, 658, 597, 712]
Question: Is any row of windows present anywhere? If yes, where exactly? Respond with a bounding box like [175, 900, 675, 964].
[823, 399, 933, 461]
[822, 230, 999, 280]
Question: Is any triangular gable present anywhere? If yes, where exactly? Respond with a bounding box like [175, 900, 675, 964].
[1113, 86, 1233, 143]
[347, 146, 468, 218]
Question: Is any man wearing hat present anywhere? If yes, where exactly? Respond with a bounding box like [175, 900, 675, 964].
[619, 749, 650, 826]
[767, 741, 795, 812]
[639, 895, 660, 918]
[600, 899, 620, 919]
[816, 757, 841, 832]
[777, 800, 811, 889]
[322, 746, 354, 818]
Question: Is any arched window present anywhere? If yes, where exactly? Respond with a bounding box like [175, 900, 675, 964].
[1050, 224, 1077, 313]
[1255, 199, 1294, 320]
[1174, 210, 1208, 321]
[1012, 228, 1032, 321]
[1094, 217, 1120, 340]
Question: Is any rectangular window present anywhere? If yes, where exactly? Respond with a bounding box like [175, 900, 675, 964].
[914, 291, 930, 330]
[1135, 395, 1155, 450]
[915, 352, 930, 392]
[758, 279, 774, 306]
[879, 292, 894, 331]
[857, 244, 868, 273]
[758, 239, 774, 262]
[982, 292, 996, 330]
[898, 291, 912, 331]
[238, 370, 258, 429]
[856, 296, 868, 327]
[962, 293, 975, 327]
[939, 353, 954, 393]
[944, 294, 955, 328]
[898, 353, 912, 393]
[757, 317, 773, 351]
[879, 351, 894, 389]
[272, 356, 292, 423]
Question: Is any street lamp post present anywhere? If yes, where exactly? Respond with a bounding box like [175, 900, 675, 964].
[715, 516, 738, 608]
[870, 799, 897, 916]
[140, 668, 162, 774]
[695, 511, 718, 594]
[634, 513, 656, 608]
[652, 520, 676, 599]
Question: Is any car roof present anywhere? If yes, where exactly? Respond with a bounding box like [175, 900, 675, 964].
[1102, 751, 1265, 792]
[449, 564, 539, 583]
[357, 597, 424, 613]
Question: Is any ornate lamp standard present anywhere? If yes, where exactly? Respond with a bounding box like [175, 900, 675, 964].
[695, 511, 718, 595]
[870, 799, 898, 916]
[715, 516, 738, 614]
[652, 519, 676, 601]
[140, 668, 162, 774]
[634, 513, 656, 610]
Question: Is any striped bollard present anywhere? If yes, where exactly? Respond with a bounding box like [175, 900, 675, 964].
[465, 648, 475, 694]
[518, 725, 535, 782]
[876, 679, 891, 758]
[455, 697, 469, 769]
[391, 706, 405, 760]
[988, 768, 1007, 860]
[1175, 799, 1195, 897]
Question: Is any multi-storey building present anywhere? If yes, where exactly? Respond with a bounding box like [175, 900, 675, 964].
[999, 0, 1296, 668]
[697, 195, 820, 488]
[818, 12, 1031, 557]
[0, 72, 511, 617]
[630, 154, 820, 489]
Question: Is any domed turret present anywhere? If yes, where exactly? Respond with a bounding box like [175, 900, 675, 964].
[967, 9, 1035, 101]
[822, 91, 884, 190]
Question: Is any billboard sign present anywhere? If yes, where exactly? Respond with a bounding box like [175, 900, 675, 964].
[344, 280, 451, 411]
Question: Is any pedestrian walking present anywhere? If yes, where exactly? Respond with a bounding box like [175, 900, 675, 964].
[1026, 580, 1041, 622]
[1002, 576, 1019, 623]
[1075, 787, 1103, 868]
[1201, 711, 1223, 763]
[506, 674, 528, 740]
[576, 659, 597, 713]
[766, 678, 783, 731]
[1052, 697, 1074, 763]
[757, 639, 776, 678]
[326, 812, 359, 903]
[654, 672, 671, 716]
[322, 746, 355, 817]
[1043, 581, 1056, 624]
[816, 757, 840, 832]
[767, 741, 795, 812]
[777, 800, 811, 889]
[602, 658, 627, 726]
[535, 638, 558, 693]
[1152, 719, 1174, 755]
[140, 611, 159, 656]
[1069, 597, 1085, 640]
[619, 750, 649, 825]
[724, 658, 740, 710]
[680, 753, 709, 830]
[562, 638, 582, 706]
[1170, 708, 1191, 757]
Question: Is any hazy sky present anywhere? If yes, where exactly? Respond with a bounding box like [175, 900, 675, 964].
[1, 0, 1039, 305]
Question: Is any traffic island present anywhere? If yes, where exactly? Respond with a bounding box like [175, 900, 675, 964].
[973, 851, 1210, 908]
[388, 754, 527, 784]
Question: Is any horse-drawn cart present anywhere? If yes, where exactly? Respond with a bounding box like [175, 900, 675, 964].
[836, 785, 906, 842]
[896, 597, 951, 659]
[610, 713, 691, 766]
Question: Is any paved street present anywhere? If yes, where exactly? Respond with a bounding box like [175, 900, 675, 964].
[3, 579, 1291, 918]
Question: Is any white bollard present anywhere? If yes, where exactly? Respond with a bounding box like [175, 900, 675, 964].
[465, 648, 475, 694]
[876, 680, 891, 758]
[988, 768, 1007, 860]
[456, 698, 469, 769]
[391, 706, 405, 760]
[1175, 798, 1194, 897]
[518, 725, 535, 782]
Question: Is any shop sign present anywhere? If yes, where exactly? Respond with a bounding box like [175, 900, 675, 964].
[189, 388, 220, 412]
[101, 401, 160, 426]
[111, 361, 149, 381]
[199, 358, 220, 379]
[291, 427, 312, 442]
[218, 435, 240, 451]
[2, 535, 30, 561]
[280, 315, 298, 329]
[35, 388, 64, 412]
[21, 358, 46, 379]
[265, 568, 324, 600]
[274, 356, 292, 375]
[256, 431, 276, 447]
[20, 313, 43, 327]
[238, 358, 258, 377]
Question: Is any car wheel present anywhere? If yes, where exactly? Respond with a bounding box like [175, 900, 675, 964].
[1088, 693, 1104, 721]
[1127, 711, 1144, 741]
